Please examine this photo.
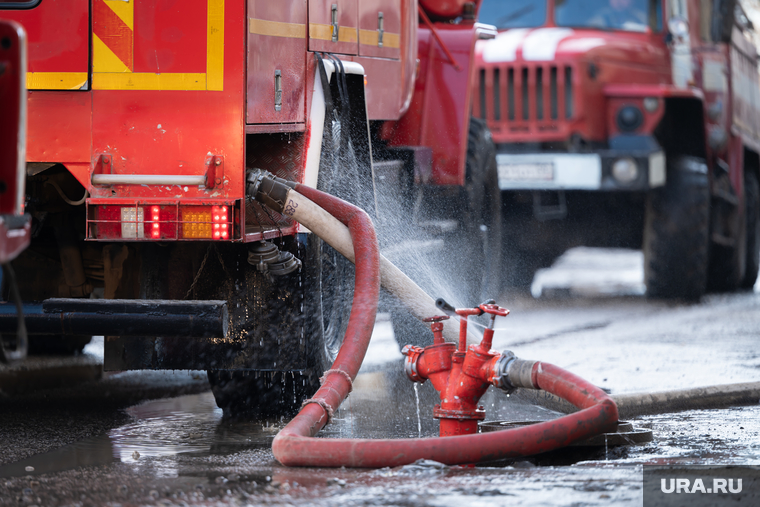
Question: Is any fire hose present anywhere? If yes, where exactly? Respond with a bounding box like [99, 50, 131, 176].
[248, 170, 619, 468]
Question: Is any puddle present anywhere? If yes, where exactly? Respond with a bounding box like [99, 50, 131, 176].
[626, 405, 760, 465]
[0, 367, 559, 479]
[0, 391, 274, 479]
[2, 362, 759, 482]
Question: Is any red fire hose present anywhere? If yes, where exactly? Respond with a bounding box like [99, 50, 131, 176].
[268, 182, 618, 468]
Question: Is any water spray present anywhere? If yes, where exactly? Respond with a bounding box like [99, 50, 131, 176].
[248, 170, 618, 467]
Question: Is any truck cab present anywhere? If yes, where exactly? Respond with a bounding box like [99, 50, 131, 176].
[475, 0, 760, 298]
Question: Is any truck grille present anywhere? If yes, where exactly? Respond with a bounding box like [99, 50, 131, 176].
[477, 64, 575, 136]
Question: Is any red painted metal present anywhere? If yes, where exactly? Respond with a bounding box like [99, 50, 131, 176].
[474, 4, 760, 199]
[5, 0, 464, 246]
[272, 193, 617, 467]
[2, 0, 88, 76]
[26, 92, 92, 166]
[381, 21, 479, 186]
[359, 0, 401, 59]
[417, 6, 459, 70]
[4, 1, 248, 239]
[89, 5, 246, 200]
[133, 0, 207, 74]
[246, 0, 307, 124]
[474, 29, 671, 144]
[412, 303, 511, 437]
[422, 315, 448, 344]
[0, 19, 30, 263]
[419, 0, 477, 20]
[308, 0, 359, 55]
[0, 19, 26, 216]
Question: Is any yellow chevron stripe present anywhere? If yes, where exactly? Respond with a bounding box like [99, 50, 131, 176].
[104, 0, 134, 30]
[93, 33, 131, 73]
[92, 0, 224, 91]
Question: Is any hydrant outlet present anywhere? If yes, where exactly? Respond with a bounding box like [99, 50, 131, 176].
[492, 350, 538, 392]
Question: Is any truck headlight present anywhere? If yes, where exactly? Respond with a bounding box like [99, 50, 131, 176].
[612, 158, 639, 184]
[616, 106, 643, 132]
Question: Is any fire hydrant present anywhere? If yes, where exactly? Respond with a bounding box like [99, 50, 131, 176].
[402, 299, 527, 437]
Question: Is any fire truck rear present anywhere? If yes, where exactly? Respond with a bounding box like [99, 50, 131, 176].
[0, 0, 500, 415]
[475, 0, 760, 298]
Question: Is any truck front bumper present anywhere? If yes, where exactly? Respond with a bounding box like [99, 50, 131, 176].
[496, 150, 666, 191]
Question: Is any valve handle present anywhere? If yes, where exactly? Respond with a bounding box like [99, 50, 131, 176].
[423, 315, 450, 323]
[435, 298, 457, 316]
[479, 303, 510, 317]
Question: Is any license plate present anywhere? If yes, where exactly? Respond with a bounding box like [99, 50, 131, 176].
[498, 162, 554, 181]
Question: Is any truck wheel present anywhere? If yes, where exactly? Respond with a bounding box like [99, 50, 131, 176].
[209, 111, 359, 417]
[442, 118, 503, 305]
[207, 237, 352, 418]
[741, 170, 760, 288]
[706, 224, 744, 293]
[643, 156, 709, 300]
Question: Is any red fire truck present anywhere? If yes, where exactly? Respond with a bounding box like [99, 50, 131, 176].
[475, 0, 760, 299]
[0, 0, 501, 414]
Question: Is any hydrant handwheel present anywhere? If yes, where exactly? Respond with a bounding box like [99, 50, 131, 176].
[479, 303, 509, 317]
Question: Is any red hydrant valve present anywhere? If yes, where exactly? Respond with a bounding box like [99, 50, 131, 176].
[423, 315, 449, 344]
[422, 315, 450, 323]
[479, 303, 509, 317]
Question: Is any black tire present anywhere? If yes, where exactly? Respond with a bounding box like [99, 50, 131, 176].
[706, 174, 745, 292]
[741, 170, 760, 288]
[441, 118, 503, 306]
[643, 156, 710, 300]
[209, 105, 359, 418]
[207, 233, 353, 419]
[206, 240, 323, 418]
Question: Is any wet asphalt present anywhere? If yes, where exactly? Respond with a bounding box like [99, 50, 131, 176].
[1, 247, 759, 506]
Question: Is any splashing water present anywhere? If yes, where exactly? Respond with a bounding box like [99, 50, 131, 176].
[414, 383, 422, 438]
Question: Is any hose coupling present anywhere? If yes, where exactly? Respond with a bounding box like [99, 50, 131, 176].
[248, 241, 301, 277]
[246, 169, 296, 214]
[401, 344, 425, 382]
[491, 350, 537, 393]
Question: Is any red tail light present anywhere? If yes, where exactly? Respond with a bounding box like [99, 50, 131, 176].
[146, 205, 178, 240]
[92, 204, 232, 240]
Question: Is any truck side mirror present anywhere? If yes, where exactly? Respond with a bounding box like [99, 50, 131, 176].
[711, 0, 736, 43]
[667, 16, 689, 44]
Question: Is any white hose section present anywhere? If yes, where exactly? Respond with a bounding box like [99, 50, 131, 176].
[283, 188, 459, 343]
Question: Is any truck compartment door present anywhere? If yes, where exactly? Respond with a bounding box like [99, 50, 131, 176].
[358, 0, 400, 59]
[309, 0, 358, 55]
[2, 0, 89, 90]
[247, 0, 307, 124]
